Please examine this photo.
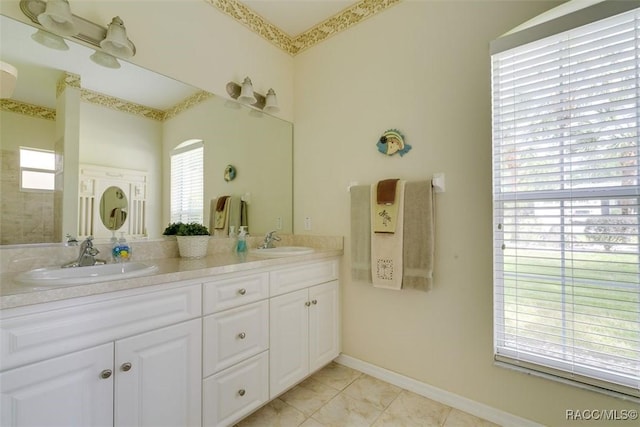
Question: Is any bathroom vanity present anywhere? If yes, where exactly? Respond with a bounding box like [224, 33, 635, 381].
[0, 251, 341, 427]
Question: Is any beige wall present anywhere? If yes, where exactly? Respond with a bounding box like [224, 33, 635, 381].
[293, 1, 638, 426]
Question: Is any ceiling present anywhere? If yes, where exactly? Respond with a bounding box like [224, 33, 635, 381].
[239, 0, 359, 37]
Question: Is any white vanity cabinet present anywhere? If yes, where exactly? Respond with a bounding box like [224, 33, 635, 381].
[0, 282, 202, 427]
[0, 255, 341, 427]
[0, 343, 115, 427]
[202, 272, 270, 427]
[269, 260, 340, 398]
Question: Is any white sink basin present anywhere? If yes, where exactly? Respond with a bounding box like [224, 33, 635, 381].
[16, 262, 159, 286]
[253, 246, 315, 257]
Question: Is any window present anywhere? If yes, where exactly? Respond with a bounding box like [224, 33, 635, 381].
[492, 7, 640, 397]
[170, 139, 203, 224]
[19, 147, 55, 191]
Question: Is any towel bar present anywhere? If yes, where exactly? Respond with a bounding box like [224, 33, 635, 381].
[347, 174, 445, 193]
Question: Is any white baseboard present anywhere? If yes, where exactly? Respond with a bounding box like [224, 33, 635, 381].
[334, 354, 543, 427]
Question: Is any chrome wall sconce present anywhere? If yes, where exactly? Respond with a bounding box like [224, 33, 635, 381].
[20, 0, 136, 68]
[226, 77, 279, 113]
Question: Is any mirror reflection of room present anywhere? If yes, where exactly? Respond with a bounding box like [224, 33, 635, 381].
[0, 14, 293, 246]
[100, 186, 127, 231]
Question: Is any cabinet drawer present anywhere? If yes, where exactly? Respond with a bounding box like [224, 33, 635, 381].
[203, 300, 269, 376]
[0, 283, 201, 371]
[270, 259, 338, 297]
[203, 272, 269, 314]
[203, 351, 269, 427]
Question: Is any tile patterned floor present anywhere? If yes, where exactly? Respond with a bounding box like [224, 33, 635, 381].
[235, 362, 501, 427]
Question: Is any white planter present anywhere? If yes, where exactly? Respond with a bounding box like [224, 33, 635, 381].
[177, 235, 210, 258]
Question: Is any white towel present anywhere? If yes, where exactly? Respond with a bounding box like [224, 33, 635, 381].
[370, 180, 406, 290]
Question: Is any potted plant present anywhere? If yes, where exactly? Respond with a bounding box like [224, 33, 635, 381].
[164, 222, 210, 258]
[162, 222, 184, 237]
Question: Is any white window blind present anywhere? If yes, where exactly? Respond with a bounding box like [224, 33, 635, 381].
[170, 140, 203, 224]
[492, 8, 640, 398]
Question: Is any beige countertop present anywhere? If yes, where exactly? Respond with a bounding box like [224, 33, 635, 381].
[0, 236, 343, 310]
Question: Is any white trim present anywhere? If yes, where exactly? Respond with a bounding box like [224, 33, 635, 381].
[334, 354, 543, 427]
[504, 0, 604, 35]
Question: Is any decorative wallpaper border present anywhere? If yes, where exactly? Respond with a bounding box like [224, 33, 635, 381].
[206, 0, 293, 53]
[205, 0, 402, 55]
[6, 72, 211, 123]
[56, 72, 80, 98]
[0, 99, 56, 121]
[80, 90, 166, 121]
[164, 90, 214, 121]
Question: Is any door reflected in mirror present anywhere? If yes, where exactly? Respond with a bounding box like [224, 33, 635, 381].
[100, 186, 128, 231]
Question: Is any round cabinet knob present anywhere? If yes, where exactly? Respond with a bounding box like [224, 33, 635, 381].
[238, 389, 246, 397]
[100, 369, 113, 379]
[305, 301, 311, 307]
[120, 362, 132, 372]
[238, 288, 247, 295]
[238, 332, 246, 339]
[312, 299, 318, 305]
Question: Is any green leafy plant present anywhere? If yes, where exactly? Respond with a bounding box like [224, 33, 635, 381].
[162, 222, 184, 236]
[176, 222, 210, 236]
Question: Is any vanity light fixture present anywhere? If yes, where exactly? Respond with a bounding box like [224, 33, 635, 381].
[264, 88, 279, 113]
[226, 77, 279, 113]
[238, 77, 257, 105]
[37, 0, 77, 36]
[89, 50, 121, 69]
[100, 17, 135, 59]
[31, 29, 69, 50]
[20, 0, 137, 61]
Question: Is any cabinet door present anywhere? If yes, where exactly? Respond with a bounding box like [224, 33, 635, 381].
[0, 343, 114, 427]
[309, 280, 340, 372]
[269, 288, 309, 398]
[114, 319, 201, 427]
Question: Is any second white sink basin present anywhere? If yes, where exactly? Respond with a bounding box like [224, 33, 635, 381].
[253, 246, 315, 257]
[16, 262, 159, 286]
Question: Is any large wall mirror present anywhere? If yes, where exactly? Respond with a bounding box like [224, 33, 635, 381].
[0, 14, 293, 245]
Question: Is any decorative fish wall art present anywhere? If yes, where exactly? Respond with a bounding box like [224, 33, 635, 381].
[376, 129, 411, 157]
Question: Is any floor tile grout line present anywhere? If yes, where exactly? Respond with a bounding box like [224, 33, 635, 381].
[440, 406, 454, 427]
[298, 368, 367, 426]
[369, 388, 402, 426]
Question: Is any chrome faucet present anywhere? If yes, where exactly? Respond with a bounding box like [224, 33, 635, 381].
[259, 230, 281, 249]
[62, 236, 106, 268]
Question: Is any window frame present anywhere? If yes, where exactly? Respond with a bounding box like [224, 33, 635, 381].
[491, 4, 640, 399]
